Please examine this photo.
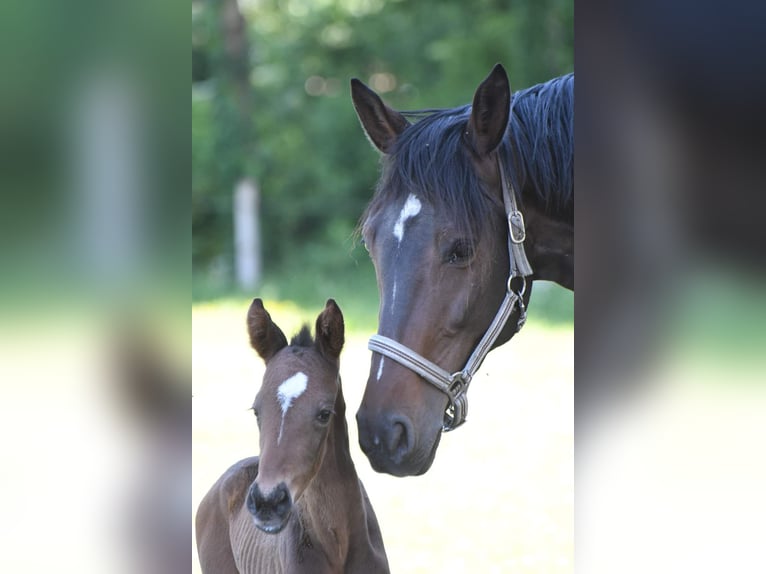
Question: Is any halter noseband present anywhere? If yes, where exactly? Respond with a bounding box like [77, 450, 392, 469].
[368, 157, 533, 431]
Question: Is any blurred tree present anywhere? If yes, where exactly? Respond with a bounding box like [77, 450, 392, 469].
[192, 0, 260, 288]
[192, 0, 573, 300]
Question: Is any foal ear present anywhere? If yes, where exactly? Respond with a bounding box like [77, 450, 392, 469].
[467, 63, 511, 157]
[315, 299, 345, 363]
[246, 299, 288, 362]
[350, 78, 410, 154]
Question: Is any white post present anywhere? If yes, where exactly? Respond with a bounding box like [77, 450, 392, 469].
[233, 177, 261, 290]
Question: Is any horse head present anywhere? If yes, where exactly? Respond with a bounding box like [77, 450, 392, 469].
[245, 299, 345, 532]
[351, 64, 573, 476]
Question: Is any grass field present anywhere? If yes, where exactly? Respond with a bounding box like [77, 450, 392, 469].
[193, 299, 573, 573]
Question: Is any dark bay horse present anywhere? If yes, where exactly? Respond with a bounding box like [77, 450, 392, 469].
[195, 299, 389, 573]
[351, 64, 573, 476]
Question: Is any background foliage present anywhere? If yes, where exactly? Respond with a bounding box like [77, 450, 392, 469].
[192, 0, 573, 319]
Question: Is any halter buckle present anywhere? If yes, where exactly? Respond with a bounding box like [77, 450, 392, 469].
[516, 297, 527, 331]
[448, 371, 471, 399]
[442, 394, 468, 432]
[442, 406, 458, 432]
[508, 210, 526, 243]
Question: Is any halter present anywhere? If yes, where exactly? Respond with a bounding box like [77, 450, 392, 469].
[368, 156, 533, 431]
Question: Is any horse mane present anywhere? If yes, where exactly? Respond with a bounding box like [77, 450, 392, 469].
[290, 325, 314, 347]
[501, 73, 573, 221]
[361, 73, 574, 244]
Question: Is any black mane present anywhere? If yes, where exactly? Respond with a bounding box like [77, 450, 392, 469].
[502, 73, 573, 219]
[362, 73, 573, 243]
[290, 325, 313, 347]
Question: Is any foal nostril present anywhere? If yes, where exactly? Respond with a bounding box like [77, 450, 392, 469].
[248, 482, 291, 518]
[246, 483, 262, 515]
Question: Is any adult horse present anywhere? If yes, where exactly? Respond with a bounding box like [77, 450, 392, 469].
[351, 64, 573, 476]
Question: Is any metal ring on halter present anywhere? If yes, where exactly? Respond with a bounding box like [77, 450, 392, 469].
[507, 275, 526, 297]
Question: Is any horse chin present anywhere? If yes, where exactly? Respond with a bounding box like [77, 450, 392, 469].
[408, 430, 442, 476]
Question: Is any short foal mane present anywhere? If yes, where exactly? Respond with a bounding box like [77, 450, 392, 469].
[360, 73, 574, 244]
[289, 325, 314, 348]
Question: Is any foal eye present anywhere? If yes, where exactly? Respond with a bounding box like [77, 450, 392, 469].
[445, 239, 473, 265]
[316, 409, 333, 424]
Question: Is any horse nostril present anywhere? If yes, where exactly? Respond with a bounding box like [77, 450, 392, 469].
[387, 416, 413, 462]
[388, 422, 403, 451]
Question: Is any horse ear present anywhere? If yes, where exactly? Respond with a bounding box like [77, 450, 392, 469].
[246, 299, 288, 362]
[315, 299, 345, 363]
[351, 78, 410, 154]
[467, 63, 511, 157]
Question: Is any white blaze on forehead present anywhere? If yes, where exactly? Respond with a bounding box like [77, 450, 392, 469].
[393, 193, 422, 243]
[277, 372, 308, 414]
[276, 372, 308, 444]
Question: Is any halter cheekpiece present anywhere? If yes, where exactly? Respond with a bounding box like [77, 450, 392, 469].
[368, 156, 533, 431]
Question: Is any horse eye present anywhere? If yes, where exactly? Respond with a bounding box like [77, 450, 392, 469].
[445, 239, 473, 265]
[316, 409, 333, 424]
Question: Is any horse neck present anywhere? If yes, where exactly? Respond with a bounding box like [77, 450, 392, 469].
[297, 380, 366, 560]
[521, 200, 574, 290]
[505, 78, 574, 290]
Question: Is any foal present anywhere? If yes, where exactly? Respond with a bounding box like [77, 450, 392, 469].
[196, 299, 389, 574]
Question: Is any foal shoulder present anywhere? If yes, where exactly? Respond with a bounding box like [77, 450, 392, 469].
[218, 456, 260, 513]
[196, 457, 259, 574]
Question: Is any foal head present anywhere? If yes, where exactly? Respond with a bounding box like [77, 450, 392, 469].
[351, 65, 532, 476]
[245, 299, 345, 533]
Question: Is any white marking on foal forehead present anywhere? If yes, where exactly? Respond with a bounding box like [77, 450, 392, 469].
[277, 372, 308, 414]
[393, 193, 422, 243]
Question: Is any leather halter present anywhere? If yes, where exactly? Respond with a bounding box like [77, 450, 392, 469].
[368, 156, 533, 431]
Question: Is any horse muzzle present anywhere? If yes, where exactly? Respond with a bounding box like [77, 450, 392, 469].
[356, 407, 441, 476]
[247, 481, 292, 534]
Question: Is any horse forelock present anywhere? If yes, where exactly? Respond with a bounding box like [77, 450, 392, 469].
[361, 105, 500, 255]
